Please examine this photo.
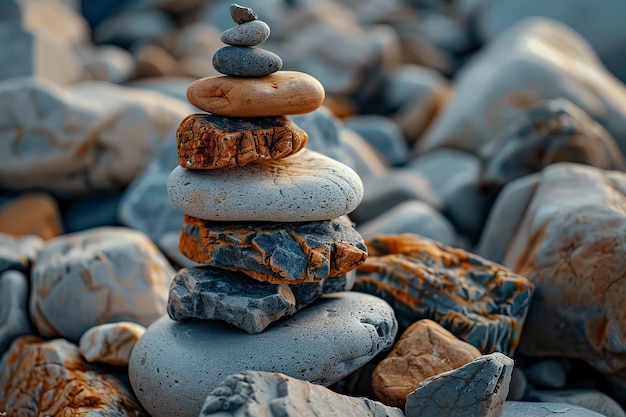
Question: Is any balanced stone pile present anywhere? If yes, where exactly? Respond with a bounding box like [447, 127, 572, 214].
[165, 3, 368, 334]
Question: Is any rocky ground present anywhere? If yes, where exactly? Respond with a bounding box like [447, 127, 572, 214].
[1, 0, 626, 416]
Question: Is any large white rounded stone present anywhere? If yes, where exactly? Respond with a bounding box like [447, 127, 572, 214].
[167, 148, 364, 222]
[129, 292, 397, 417]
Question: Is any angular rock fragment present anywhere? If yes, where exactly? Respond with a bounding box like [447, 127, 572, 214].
[176, 114, 308, 169]
[200, 371, 405, 417]
[372, 319, 482, 407]
[354, 234, 534, 355]
[405, 352, 514, 417]
[179, 215, 367, 284]
[30, 227, 175, 341]
[0, 336, 147, 416]
[79, 322, 146, 366]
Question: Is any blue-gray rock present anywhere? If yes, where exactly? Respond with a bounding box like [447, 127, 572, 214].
[220, 19, 270, 46]
[199, 371, 405, 417]
[405, 352, 514, 417]
[63, 193, 122, 233]
[0, 270, 32, 355]
[343, 115, 410, 167]
[93, 9, 173, 48]
[502, 401, 608, 417]
[0, 233, 43, 273]
[526, 389, 626, 417]
[230, 3, 257, 24]
[322, 270, 355, 293]
[525, 358, 570, 390]
[129, 292, 398, 417]
[212, 46, 282, 77]
[507, 366, 528, 401]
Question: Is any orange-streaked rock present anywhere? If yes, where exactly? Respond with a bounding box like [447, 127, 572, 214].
[0, 336, 147, 416]
[371, 319, 482, 407]
[0, 192, 62, 239]
[176, 114, 308, 169]
[79, 322, 146, 366]
[354, 234, 534, 356]
[186, 71, 325, 117]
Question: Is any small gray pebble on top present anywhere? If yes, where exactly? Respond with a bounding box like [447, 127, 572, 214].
[230, 4, 257, 24]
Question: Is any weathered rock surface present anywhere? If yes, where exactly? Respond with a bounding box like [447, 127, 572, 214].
[372, 319, 482, 407]
[527, 389, 626, 417]
[179, 215, 367, 284]
[79, 322, 147, 366]
[0, 192, 63, 239]
[501, 401, 608, 417]
[480, 98, 626, 191]
[501, 163, 626, 394]
[186, 71, 325, 117]
[168, 148, 364, 222]
[0, 77, 190, 195]
[129, 292, 398, 417]
[30, 227, 175, 341]
[417, 18, 626, 157]
[354, 234, 534, 355]
[0, 232, 43, 273]
[405, 352, 514, 417]
[176, 114, 308, 169]
[0, 270, 32, 355]
[0, 336, 147, 416]
[199, 371, 405, 417]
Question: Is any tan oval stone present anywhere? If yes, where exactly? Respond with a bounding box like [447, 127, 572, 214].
[186, 71, 325, 117]
[371, 319, 482, 408]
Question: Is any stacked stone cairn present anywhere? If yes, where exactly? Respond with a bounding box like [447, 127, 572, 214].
[166, 4, 368, 334]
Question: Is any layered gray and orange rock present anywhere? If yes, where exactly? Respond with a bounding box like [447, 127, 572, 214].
[354, 234, 534, 355]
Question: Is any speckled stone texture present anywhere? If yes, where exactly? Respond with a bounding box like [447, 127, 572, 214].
[129, 292, 398, 417]
[168, 148, 364, 222]
[30, 227, 175, 341]
[186, 71, 325, 117]
[200, 371, 405, 417]
[0, 232, 43, 273]
[501, 163, 626, 395]
[354, 234, 534, 355]
[176, 114, 308, 169]
[0, 270, 32, 355]
[221, 20, 270, 46]
[213, 46, 283, 77]
[405, 352, 513, 417]
[79, 322, 146, 366]
[480, 98, 626, 190]
[372, 319, 482, 408]
[179, 215, 367, 284]
[0, 336, 147, 416]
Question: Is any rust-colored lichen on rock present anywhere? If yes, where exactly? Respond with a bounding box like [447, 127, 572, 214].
[178, 214, 367, 284]
[354, 234, 534, 355]
[0, 336, 147, 416]
[176, 114, 308, 169]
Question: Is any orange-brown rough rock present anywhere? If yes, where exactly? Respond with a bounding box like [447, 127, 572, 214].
[0, 336, 147, 416]
[179, 214, 367, 284]
[186, 71, 325, 117]
[354, 234, 534, 356]
[0, 192, 62, 239]
[176, 114, 308, 169]
[371, 319, 482, 408]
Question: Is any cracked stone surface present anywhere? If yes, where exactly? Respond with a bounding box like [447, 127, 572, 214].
[129, 292, 397, 417]
[168, 148, 364, 222]
[199, 371, 405, 417]
[29, 227, 175, 342]
[178, 215, 367, 284]
[0, 232, 43, 273]
[405, 352, 514, 417]
[79, 322, 146, 366]
[501, 401, 607, 417]
[372, 319, 482, 408]
[176, 114, 308, 169]
[502, 163, 626, 395]
[0, 336, 147, 416]
[354, 234, 534, 355]
[0, 270, 32, 355]
[480, 98, 626, 191]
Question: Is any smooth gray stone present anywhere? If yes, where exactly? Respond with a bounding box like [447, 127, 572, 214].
[199, 371, 405, 417]
[212, 46, 282, 77]
[0, 270, 32, 355]
[507, 367, 527, 401]
[405, 352, 514, 417]
[502, 401, 608, 417]
[322, 270, 355, 294]
[526, 389, 626, 417]
[525, 358, 570, 389]
[0, 233, 43, 273]
[343, 115, 410, 167]
[220, 20, 270, 46]
[129, 292, 398, 417]
[230, 3, 257, 24]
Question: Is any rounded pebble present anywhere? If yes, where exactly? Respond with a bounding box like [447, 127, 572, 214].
[230, 3, 257, 24]
[212, 46, 282, 77]
[220, 20, 270, 46]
